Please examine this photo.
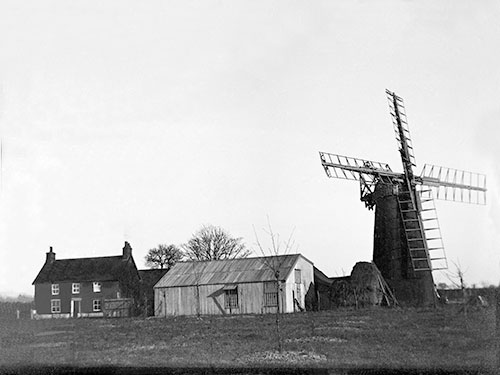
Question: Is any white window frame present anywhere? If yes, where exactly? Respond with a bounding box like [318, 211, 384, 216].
[93, 299, 102, 312]
[72, 283, 80, 294]
[93, 282, 101, 293]
[51, 284, 59, 296]
[51, 299, 61, 313]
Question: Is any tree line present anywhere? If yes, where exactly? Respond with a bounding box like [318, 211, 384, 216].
[144, 224, 252, 270]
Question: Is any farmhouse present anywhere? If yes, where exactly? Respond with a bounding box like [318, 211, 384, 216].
[154, 254, 314, 317]
[32, 242, 141, 318]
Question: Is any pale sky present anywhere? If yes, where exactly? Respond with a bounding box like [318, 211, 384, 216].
[0, 1, 499, 296]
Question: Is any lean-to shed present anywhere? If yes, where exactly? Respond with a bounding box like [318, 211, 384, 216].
[153, 254, 314, 316]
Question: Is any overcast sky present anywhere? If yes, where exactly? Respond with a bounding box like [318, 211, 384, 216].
[0, 1, 499, 296]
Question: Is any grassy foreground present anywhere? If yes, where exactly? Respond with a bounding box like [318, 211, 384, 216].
[0, 306, 496, 371]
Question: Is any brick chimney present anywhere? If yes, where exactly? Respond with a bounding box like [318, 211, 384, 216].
[46, 246, 55, 264]
[122, 241, 132, 260]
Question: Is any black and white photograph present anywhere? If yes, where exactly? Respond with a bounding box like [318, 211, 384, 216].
[0, 1, 498, 374]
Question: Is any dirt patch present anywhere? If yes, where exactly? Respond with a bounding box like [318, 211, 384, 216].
[316, 325, 361, 332]
[239, 350, 327, 364]
[315, 319, 367, 330]
[127, 343, 170, 351]
[29, 342, 67, 348]
[285, 336, 345, 344]
[35, 330, 73, 336]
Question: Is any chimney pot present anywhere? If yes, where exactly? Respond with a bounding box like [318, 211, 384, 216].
[122, 241, 132, 260]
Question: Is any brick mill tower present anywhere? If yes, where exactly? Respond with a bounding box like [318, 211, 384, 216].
[319, 90, 487, 306]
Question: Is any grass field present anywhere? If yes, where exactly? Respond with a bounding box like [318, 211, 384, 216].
[0, 306, 497, 372]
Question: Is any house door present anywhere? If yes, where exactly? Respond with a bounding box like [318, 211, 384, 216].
[71, 299, 81, 318]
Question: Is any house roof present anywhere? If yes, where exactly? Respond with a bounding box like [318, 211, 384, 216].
[155, 254, 311, 288]
[32, 256, 136, 284]
[138, 269, 169, 289]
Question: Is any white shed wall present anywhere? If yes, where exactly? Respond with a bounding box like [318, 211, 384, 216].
[283, 255, 315, 313]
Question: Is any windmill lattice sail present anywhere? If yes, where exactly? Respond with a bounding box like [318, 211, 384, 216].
[386, 89, 416, 169]
[416, 187, 448, 271]
[319, 152, 394, 181]
[420, 164, 486, 205]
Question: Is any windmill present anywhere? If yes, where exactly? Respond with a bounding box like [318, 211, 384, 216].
[319, 90, 486, 306]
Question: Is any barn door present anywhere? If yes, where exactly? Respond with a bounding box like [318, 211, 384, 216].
[294, 269, 303, 311]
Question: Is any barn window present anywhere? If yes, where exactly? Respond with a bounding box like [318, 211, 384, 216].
[264, 281, 278, 307]
[223, 285, 238, 309]
[295, 269, 302, 283]
[51, 299, 61, 313]
[93, 282, 101, 293]
[72, 283, 80, 294]
[51, 284, 59, 296]
[93, 299, 102, 312]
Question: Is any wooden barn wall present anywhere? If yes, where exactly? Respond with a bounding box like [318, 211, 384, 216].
[155, 282, 287, 316]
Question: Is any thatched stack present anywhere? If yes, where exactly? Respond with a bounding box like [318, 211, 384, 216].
[328, 262, 398, 308]
[350, 262, 385, 306]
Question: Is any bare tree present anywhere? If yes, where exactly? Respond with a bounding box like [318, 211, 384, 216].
[446, 259, 468, 316]
[253, 218, 298, 353]
[191, 261, 207, 318]
[182, 224, 251, 261]
[145, 244, 183, 270]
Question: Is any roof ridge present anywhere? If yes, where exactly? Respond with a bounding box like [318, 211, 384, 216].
[54, 255, 123, 261]
[155, 254, 303, 288]
[177, 253, 299, 264]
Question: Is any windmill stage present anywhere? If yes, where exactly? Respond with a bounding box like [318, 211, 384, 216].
[319, 90, 487, 307]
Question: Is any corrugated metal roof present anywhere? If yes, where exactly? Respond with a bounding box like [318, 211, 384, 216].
[155, 254, 308, 288]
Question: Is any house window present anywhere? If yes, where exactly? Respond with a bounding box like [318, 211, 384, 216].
[223, 286, 238, 309]
[93, 282, 101, 293]
[51, 299, 61, 313]
[72, 283, 80, 294]
[93, 299, 102, 312]
[51, 284, 59, 296]
[264, 281, 278, 307]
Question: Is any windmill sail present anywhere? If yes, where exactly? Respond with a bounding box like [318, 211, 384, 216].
[386, 89, 416, 171]
[416, 187, 448, 271]
[420, 164, 486, 205]
[319, 152, 395, 181]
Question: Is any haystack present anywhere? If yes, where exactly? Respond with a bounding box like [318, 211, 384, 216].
[328, 262, 398, 308]
[350, 262, 385, 306]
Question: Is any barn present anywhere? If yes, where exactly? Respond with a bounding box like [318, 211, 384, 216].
[153, 254, 315, 316]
